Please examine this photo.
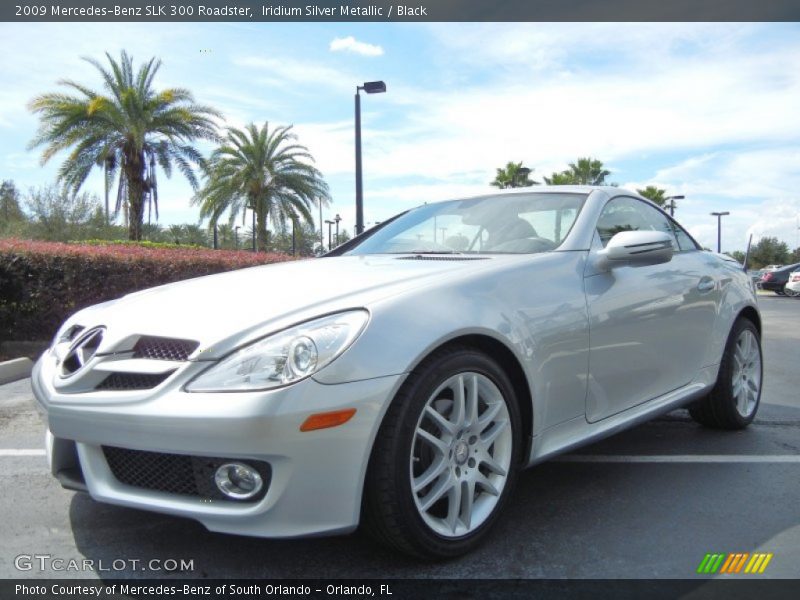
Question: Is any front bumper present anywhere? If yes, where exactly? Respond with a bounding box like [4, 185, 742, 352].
[32, 354, 404, 538]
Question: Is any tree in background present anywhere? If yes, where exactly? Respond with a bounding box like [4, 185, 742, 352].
[24, 185, 109, 242]
[543, 157, 613, 186]
[194, 122, 330, 252]
[490, 161, 537, 189]
[543, 171, 578, 185]
[0, 180, 26, 234]
[28, 50, 221, 241]
[636, 185, 668, 207]
[748, 237, 790, 269]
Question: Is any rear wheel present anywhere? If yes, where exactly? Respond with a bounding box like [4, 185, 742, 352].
[689, 319, 762, 430]
[363, 346, 522, 559]
[784, 288, 799, 298]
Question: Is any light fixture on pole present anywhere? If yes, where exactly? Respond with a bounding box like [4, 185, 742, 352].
[514, 166, 531, 188]
[355, 80, 386, 236]
[664, 195, 684, 217]
[710, 211, 730, 253]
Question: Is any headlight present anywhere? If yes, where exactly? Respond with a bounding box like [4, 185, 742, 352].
[185, 310, 369, 392]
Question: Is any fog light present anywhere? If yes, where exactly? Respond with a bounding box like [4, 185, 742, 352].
[214, 462, 263, 500]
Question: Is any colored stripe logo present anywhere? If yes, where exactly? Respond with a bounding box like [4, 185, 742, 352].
[697, 552, 773, 574]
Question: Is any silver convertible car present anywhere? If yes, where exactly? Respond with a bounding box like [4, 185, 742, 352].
[33, 186, 762, 558]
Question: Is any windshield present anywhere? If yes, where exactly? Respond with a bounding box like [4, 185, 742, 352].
[345, 192, 588, 255]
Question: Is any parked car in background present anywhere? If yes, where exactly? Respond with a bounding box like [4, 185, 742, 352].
[748, 269, 764, 289]
[784, 268, 800, 297]
[32, 187, 763, 558]
[763, 264, 784, 271]
[760, 263, 800, 295]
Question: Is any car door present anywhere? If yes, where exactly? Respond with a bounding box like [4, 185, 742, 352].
[583, 196, 719, 422]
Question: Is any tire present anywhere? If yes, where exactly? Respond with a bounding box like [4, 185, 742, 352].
[775, 290, 785, 296]
[363, 346, 522, 559]
[784, 288, 799, 298]
[689, 318, 763, 430]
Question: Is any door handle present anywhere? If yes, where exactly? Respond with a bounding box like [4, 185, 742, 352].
[697, 278, 715, 293]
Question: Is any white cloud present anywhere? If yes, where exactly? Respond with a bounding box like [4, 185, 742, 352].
[233, 56, 352, 91]
[624, 148, 800, 251]
[329, 36, 384, 57]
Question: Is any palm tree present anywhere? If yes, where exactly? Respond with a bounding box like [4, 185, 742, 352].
[28, 50, 221, 241]
[565, 157, 611, 185]
[194, 122, 330, 252]
[543, 171, 579, 185]
[490, 161, 537, 189]
[637, 185, 668, 207]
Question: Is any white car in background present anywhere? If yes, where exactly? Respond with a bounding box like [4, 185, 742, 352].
[785, 269, 800, 297]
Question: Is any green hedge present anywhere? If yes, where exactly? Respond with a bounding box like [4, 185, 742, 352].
[0, 238, 295, 342]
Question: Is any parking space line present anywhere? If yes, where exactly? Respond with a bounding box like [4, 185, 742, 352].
[0, 449, 45, 456]
[556, 454, 800, 463]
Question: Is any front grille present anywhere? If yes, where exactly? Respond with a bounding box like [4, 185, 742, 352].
[102, 446, 270, 502]
[95, 372, 173, 391]
[133, 336, 199, 361]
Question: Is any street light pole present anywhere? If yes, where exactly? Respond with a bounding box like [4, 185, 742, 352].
[664, 195, 684, 217]
[252, 207, 256, 252]
[355, 80, 386, 236]
[291, 218, 296, 256]
[334, 213, 341, 246]
[710, 211, 730, 253]
[325, 219, 334, 250]
[234, 226, 240, 250]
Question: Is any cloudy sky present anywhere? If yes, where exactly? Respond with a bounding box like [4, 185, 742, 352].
[1, 21, 799, 251]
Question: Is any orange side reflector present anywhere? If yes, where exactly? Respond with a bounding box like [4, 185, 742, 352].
[300, 408, 357, 432]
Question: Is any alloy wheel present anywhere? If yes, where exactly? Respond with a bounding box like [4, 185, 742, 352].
[731, 329, 761, 418]
[409, 372, 512, 538]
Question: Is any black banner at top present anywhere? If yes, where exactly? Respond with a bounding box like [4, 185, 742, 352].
[5, 0, 800, 22]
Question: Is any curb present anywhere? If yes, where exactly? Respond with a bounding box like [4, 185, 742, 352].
[0, 358, 33, 385]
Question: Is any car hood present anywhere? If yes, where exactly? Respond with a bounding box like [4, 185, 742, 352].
[70, 254, 514, 359]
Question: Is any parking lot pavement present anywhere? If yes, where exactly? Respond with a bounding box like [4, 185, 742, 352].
[1, 295, 798, 580]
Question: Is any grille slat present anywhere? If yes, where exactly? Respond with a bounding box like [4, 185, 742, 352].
[96, 372, 173, 391]
[133, 336, 199, 362]
[102, 446, 270, 502]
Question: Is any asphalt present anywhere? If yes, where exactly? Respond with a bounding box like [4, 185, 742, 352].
[0, 293, 798, 580]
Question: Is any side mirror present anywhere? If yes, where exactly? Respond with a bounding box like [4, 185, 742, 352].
[596, 230, 674, 270]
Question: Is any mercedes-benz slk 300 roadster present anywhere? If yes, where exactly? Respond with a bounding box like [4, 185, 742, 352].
[33, 186, 762, 558]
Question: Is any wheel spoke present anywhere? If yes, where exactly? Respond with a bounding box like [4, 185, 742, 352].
[413, 456, 448, 492]
[416, 427, 448, 455]
[478, 449, 508, 477]
[480, 419, 509, 447]
[477, 401, 503, 431]
[424, 405, 457, 436]
[475, 472, 500, 497]
[466, 374, 479, 427]
[419, 472, 454, 512]
[452, 376, 466, 428]
[445, 479, 463, 533]
[460, 480, 475, 531]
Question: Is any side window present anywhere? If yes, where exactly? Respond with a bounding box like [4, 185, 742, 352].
[668, 220, 700, 252]
[596, 197, 678, 248]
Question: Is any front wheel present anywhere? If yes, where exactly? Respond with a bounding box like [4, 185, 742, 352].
[784, 288, 799, 298]
[689, 318, 762, 430]
[363, 346, 522, 558]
